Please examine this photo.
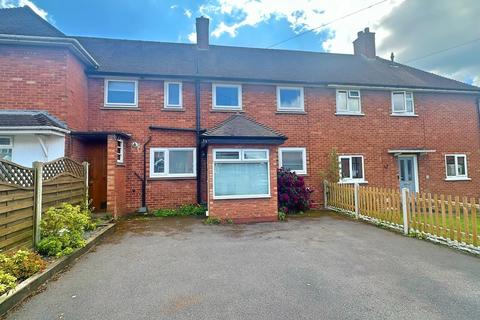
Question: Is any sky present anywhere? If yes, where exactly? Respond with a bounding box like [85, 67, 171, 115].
[1, 0, 479, 86]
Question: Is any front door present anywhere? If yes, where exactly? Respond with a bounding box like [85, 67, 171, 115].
[87, 141, 108, 212]
[398, 156, 417, 193]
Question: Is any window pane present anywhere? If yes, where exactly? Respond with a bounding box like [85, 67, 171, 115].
[337, 91, 347, 111]
[167, 83, 180, 106]
[279, 88, 302, 109]
[340, 158, 350, 179]
[215, 86, 239, 107]
[153, 151, 165, 173]
[392, 92, 405, 112]
[0, 149, 12, 161]
[244, 150, 267, 160]
[351, 157, 363, 179]
[216, 151, 240, 160]
[108, 81, 135, 104]
[348, 97, 360, 112]
[446, 156, 456, 176]
[214, 163, 269, 196]
[169, 150, 194, 174]
[281, 151, 303, 171]
[0, 137, 11, 146]
[457, 156, 466, 175]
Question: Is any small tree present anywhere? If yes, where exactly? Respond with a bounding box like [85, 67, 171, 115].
[277, 168, 313, 213]
[319, 148, 340, 183]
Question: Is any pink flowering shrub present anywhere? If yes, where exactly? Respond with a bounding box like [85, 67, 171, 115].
[277, 168, 313, 213]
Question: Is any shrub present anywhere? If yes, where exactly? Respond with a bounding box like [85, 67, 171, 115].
[203, 217, 222, 225]
[0, 271, 16, 296]
[0, 249, 46, 281]
[278, 210, 286, 221]
[37, 203, 94, 257]
[153, 204, 207, 217]
[319, 148, 340, 183]
[278, 168, 313, 213]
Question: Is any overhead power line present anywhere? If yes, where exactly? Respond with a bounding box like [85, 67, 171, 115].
[403, 36, 480, 64]
[265, 0, 389, 49]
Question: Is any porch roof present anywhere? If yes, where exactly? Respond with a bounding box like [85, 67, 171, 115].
[0, 110, 69, 134]
[71, 131, 132, 140]
[202, 114, 287, 145]
[388, 148, 436, 155]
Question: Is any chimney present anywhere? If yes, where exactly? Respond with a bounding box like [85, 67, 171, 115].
[196, 16, 209, 50]
[353, 27, 376, 58]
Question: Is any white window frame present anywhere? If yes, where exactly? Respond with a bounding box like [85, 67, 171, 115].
[335, 89, 362, 114]
[445, 154, 470, 181]
[164, 81, 183, 108]
[213, 148, 270, 200]
[0, 136, 13, 161]
[339, 155, 365, 183]
[149, 147, 196, 178]
[391, 91, 414, 115]
[104, 79, 138, 107]
[276, 87, 305, 112]
[116, 139, 124, 164]
[278, 147, 307, 175]
[212, 83, 242, 110]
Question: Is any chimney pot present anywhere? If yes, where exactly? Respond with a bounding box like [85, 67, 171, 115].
[196, 16, 209, 50]
[353, 27, 376, 58]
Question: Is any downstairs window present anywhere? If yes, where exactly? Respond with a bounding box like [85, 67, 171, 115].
[0, 136, 13, 161]
[339, 155, 365, 183]
[150, 148, 196, 178]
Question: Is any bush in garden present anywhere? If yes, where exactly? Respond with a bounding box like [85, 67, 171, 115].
[0, 249, 46, 281]
[277, 168, 313, 213]
[0, 271, 17, 295]
[153, 204, 207, 217]
[37, 203, 95, 257]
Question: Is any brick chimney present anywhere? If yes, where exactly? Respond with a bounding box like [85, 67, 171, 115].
[353, 27, 376, 58]
[196, 16, 209, 50]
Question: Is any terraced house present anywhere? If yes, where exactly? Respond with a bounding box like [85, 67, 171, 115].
[0, 6, 479, 222]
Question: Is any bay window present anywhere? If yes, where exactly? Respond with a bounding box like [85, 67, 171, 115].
[213, 149, 270, 199]
[150, 148, 196, 178]
[339, 155, 365, 183]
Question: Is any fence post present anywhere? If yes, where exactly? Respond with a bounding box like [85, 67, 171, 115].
[323, 180, 328, 209]
[32, 161, 43, 248]
[82, 161, 89, 209]
[401, 188, 409, 235]
[354, 183, 359, 219]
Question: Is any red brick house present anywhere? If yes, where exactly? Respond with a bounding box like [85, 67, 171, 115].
[0, 7, 479, 222]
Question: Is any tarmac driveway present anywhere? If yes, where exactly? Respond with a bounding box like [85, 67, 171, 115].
[6, 211, 480, 320]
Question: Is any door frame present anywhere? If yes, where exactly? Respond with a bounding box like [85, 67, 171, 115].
[397, 154, 419, 193]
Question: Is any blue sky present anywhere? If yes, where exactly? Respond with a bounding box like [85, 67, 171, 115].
[1, 0, 479, 86]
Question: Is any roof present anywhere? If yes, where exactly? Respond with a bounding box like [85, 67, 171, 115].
[202, 114, 287, 145]
[0, 7, 478, 92]
[0, 110, 68, 131]
[71, 131, 132, 140]
[0, 6, 64, 37]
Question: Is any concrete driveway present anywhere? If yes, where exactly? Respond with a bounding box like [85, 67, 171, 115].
[5, 211, 480, 320]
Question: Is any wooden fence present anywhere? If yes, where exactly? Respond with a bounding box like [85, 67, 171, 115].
[0, 158, 88, 252]
[324, 181, 480, 249]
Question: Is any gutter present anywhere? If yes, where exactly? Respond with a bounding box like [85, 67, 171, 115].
[0, 34, 99, 68]
[0, 126, 70, 134]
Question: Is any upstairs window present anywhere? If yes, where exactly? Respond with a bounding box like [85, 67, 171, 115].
[164, 82, 182, 108]
[445, 154, 468, 180]
[336, 90, 361, 114]
[339, 155, 365, 183]
[150, 148, 196, 178]
[213, 84, 242, 110]
[116, 139, 124, 164]
[105, 80, 137, 107]
[277, 87, 304, 111]
[0, 136, 13, 161]
[392, 91, 414, 114]
[279, 147, 307, 175]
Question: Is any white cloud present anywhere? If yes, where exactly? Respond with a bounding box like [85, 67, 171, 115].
[187, 32, 197, 43]
[0, 0, 49, 20]
[184, 9, 192, 18]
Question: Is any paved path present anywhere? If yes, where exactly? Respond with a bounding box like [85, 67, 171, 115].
[6, 212, 480, 319]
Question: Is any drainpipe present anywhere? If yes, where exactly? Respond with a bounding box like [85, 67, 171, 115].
[195, 79, 202, 204]
[137, 136, 152, 213]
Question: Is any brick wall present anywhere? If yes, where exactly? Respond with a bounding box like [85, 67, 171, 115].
[207, 144, 279, 223]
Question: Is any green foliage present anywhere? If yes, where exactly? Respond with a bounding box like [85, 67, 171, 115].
[320, 148, 340, 183]
[0, 271, 17, 296]
[0, 249, 46, 281]
[37, 203, 94, 257]
[203, 217, 222, 225]
[153, 204, 207, 217]
[278, 210, 286, 221]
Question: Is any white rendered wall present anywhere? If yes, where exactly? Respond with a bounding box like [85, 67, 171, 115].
[11, 134, 65, 167]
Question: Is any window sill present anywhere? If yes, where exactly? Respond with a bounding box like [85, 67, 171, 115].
[338, 180, 368, 184]
[390, 113, 418, 117]
[275, 110, 307, 115]
[116, 162, 125, 167]
[335, 112, 364, 116]
[148, 176, 196, 181]
[102, 106, 140, 111]
[445, 177, 471, 181]
[213, 195, 271, 200]
[211, 108, 243, 113]
[163, 107, 185, 112]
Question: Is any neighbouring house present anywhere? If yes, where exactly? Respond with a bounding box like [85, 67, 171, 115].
[0, 6, 479, 222]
